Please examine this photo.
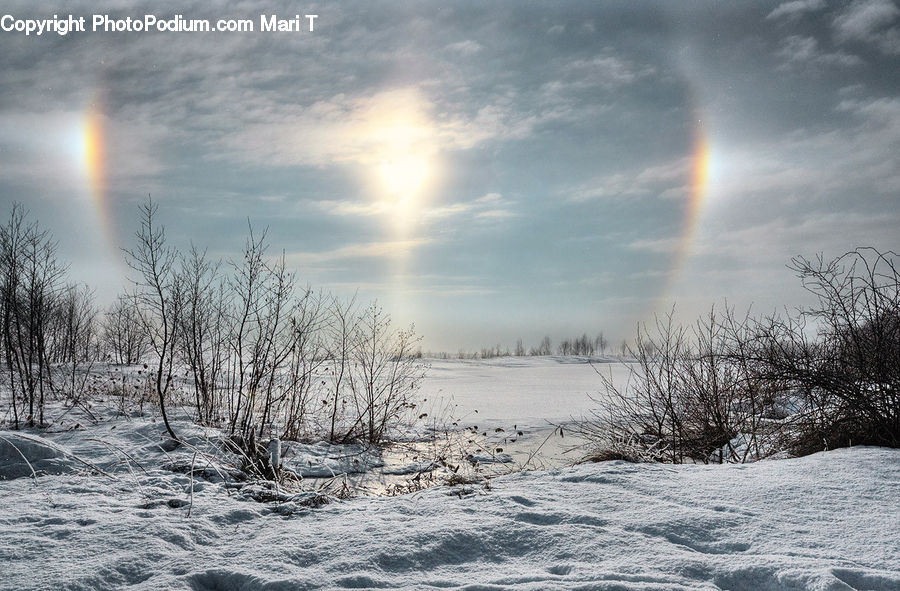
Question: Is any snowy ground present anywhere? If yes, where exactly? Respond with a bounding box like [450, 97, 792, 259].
[1, 435, 897, 590]
[1, 358, 898, 590]
[416, 357, 629, 469]
[420, 356, 627, 431]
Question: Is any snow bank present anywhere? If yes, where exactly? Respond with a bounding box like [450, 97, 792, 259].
[0, 431, 75, 480]
[1, 445, 897, 590]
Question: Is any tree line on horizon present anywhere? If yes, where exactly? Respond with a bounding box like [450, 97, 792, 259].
[429, 332, 632, 360]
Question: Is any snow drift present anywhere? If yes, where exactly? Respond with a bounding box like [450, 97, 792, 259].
[1, 437, 897, 590]
[0, 431, 76, 480]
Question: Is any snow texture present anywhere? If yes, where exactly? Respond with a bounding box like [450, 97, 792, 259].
[0, 359, 897, 589]
[0, 432, 74, 479]
[1, 434, 897, 590]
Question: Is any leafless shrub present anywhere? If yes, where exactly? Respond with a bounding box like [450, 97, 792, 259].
[123, 198, 182, 441]
[579, 306, 790, 464]
[514, 338, 525, 357]
[580, 248, 900, 463]
[49, 284, 99, 403]
[757, 248, 900, 450]
[114, 206, 429, 455]
[350, 302, 427, 444]
[103, 294, 149, 365]
[0, 204, 67, 427]
[529, 335, 552, 356]
[279, 288, 329, 441]
[177, 245, 229, 425]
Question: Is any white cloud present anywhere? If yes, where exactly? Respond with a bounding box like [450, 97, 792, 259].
[833, 0, 900, 54]
[0, 108, 165, 196]
[309, 199, 392, 217]
[562, 55, 653, 87]
[326, 273, 498, 297]
[767, 0, 826, 20]
[776, 36, 863, 70]
[312, 191, 518, 223]
[476, 192, 500, 203]
[476, 209, 516, 219]
[628, 237, 680, 254]
[538, 53, 653, 112]
[434, 192, 519, 221]
[692, 212, 899, 264]
[217, 86, 558, 170]
[286, 238, 434, 265]
[568, 157, 691, 202]
[445, 40, 483, 56]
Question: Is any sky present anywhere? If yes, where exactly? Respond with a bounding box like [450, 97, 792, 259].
[0, 0, 898, 351]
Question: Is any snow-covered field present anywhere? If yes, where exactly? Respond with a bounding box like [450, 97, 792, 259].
[418, 357, 628, 469]
[1, 357, 898, 590]
[420, 357, 628, 430]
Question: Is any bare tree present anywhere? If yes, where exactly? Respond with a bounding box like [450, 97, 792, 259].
[529, 335, 552, 356]
[281, 287, 329, 440]
[514, 338, 526, 357]
[0, 201, 436, 460]
[578, 248, 900, 464]
[579, 307, 783, 464]
[226, 223, 268, 437]
[51, 284, 98, 402]
[763, 248, 900, 448]
[224, 227, 297, 443]
[0, 204, 66, 427]
[178, 245, 230, 425]
[249, 251, 297, 440]
[123, 198, 182, 441]
[349, 302, 426, 444]
[325, 294, 359, 442]
[103, 294, 149, 365]
[595, 332, 608, 356]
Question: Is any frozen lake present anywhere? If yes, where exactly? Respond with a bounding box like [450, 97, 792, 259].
[412, 357, 634, 469]
[419, 356, 632, 431]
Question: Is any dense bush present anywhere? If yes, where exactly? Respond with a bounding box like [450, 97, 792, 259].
[580, 307, 787, 464]
[580, 248, 900, 463]
[759, 249, 900, 450]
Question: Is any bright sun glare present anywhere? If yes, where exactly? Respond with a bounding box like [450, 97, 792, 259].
[378, 154, 430, 198]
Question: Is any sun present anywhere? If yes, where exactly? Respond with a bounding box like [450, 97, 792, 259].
[378, 154, 430, 198]
[349, 88, 443, 236]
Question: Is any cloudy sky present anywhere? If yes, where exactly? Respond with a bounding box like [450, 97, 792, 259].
[1, 0, 898, 351]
